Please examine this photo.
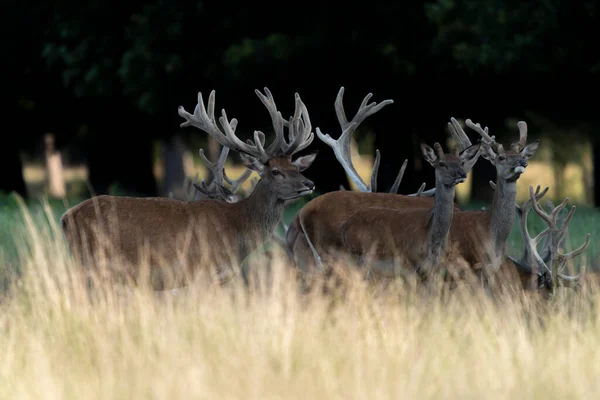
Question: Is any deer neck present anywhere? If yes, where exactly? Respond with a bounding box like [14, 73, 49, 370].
[427, 181, 456, 265]
[240, 179, 286, 241]
[488, 177, 517, 254]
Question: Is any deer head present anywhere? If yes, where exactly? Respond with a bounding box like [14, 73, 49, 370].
[466, 120, 539, 182]
[178, 88, 318, 202]
[420, 142, 481, 187]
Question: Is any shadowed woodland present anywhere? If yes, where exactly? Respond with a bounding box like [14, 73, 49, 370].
[5, 0, 600, 206]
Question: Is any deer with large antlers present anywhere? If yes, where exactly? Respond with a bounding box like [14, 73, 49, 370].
[497, 185, 590, 295]
[339, 141, 481, 279]
[61, 88, 317, 290]
[284, 88, 479, 274]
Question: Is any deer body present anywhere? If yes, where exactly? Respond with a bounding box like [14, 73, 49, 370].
[62, 88, 317, 289]
[285, 191, 460, 269]
[63, 177, 287, 288]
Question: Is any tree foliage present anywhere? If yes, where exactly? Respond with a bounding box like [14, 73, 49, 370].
[4, 0, 600, 201]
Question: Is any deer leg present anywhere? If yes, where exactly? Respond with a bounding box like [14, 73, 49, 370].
[299, 214, 324, 271]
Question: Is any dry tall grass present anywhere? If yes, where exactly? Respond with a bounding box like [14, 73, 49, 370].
[1, 201, 600, 400]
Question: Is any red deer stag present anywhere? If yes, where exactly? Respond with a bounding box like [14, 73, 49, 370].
[285, 87, 479, 273]
[340, 141, 481, 280]
[61, 88, 317, 290]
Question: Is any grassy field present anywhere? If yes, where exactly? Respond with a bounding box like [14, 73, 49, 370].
[1, 151, 599, 399]
[1, 195, 600, 399]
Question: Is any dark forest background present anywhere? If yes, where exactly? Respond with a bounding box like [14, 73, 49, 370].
[4, 0, 600, 206]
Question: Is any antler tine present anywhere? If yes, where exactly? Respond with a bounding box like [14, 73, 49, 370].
[369, 150, 381, 193]
[223, 168, 253, 195]
[516, 121, 528, 150]
[529, 185, 557, 230]
[558, 234, 590, 264]
[179, 91, 267, 161]
[198, 147, 228, 189]
[433, 142, 445, 158]
[554, 204, 575, 250]
[549, 196, 570, 223]
[448, 118, 473, 151]
[415, 183, 426, 197]
[390, 159, 408, 194]
[465, 119, 498, 151]
[407, 184, 435, 197]
[555, 236, 589, 287]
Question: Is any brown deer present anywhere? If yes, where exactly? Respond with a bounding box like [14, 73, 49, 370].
[284, 87, 479, 273]
[61, 88, 318, 290]
[340, 141, 481, 279]
[438, 119, 540, 285]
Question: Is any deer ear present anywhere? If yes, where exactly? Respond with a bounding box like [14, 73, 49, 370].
[480, 142, 496, 161]
[239, 152, 264, 173]
[420, 143, 437, 166]
[292, 151, 318, 172]
[520, 139, 540, 160]
[459, 143, 482, 171]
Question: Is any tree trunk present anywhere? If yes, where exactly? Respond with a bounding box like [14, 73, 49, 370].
[161, 134, 187, 197]
[593, 139, 600, 208]
[44, 133, 66, 199]
[0, 142, 27, 199]
[1, 106, 28, 199]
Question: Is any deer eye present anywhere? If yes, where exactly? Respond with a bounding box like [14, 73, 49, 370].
[438, 161, 446, 167]
[498, 155, 506, 161]
[272, 169, 281, 176]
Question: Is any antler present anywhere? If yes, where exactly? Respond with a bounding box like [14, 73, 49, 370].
[447, 117, 473, 151]
[316, 87, 393, 192]
[465, 119, 499, 152]
[507, 184, 590, 292]
[194, 146, 252, 203]
[178, 89, 314, 163]
[538, 199, 570, 262]
[254, 88, 315, 157]
[529, 186, 590, 288]
[193, 144, 250, 202]
[501, 183, 551, 277]
[170, 142, 253, 203]
[511, 121, 528, 152]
